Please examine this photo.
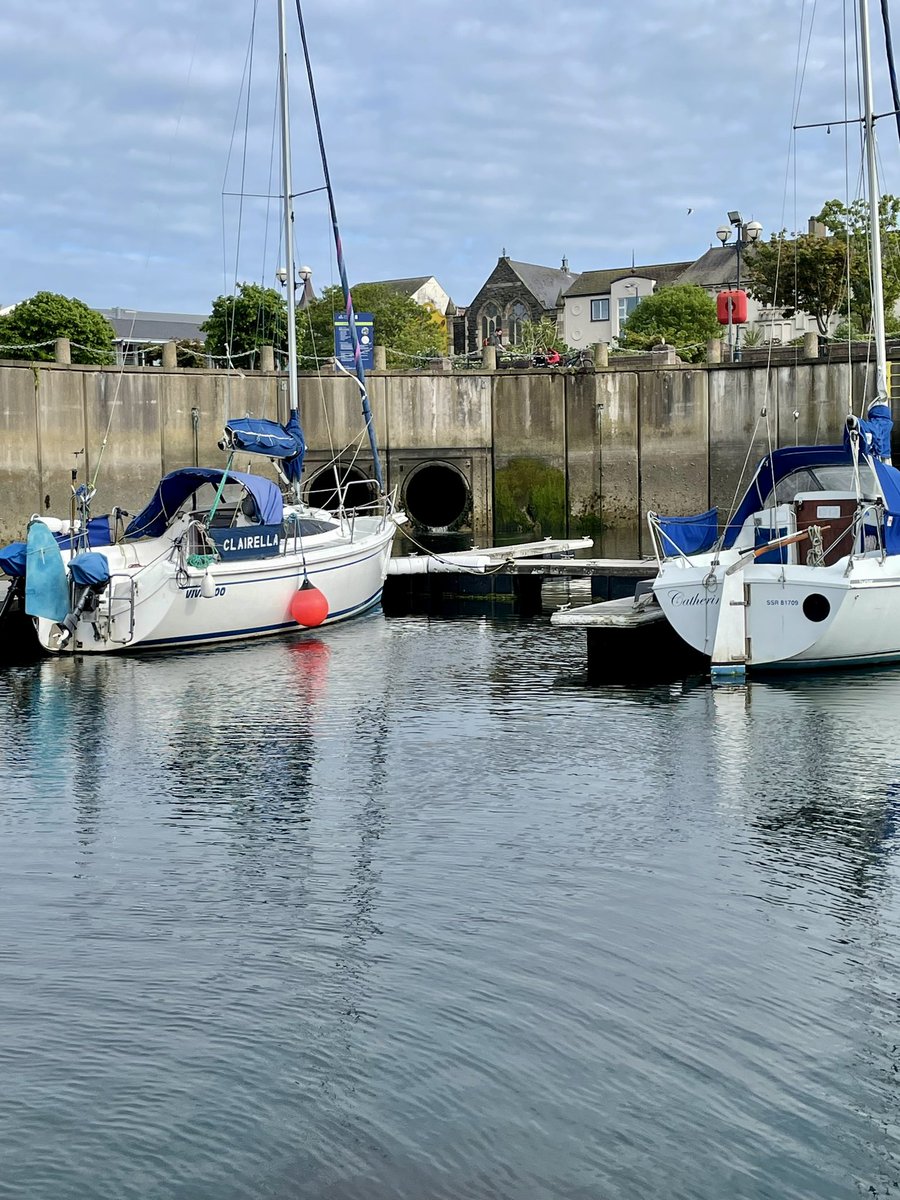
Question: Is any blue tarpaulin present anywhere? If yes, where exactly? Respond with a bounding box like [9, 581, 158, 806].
[24, 522, 69, 622]
[69, 552, 111, 588]
[125, 468, 283, 540]
[223, 411, 305, 484]
[656, 507, 718, 556]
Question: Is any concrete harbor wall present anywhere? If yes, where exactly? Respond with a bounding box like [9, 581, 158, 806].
[0, 351, 883, 550]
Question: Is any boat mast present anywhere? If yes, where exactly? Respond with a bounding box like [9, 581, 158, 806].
[860, 0, 890, 408]
[293, 0, 386, 494]
[277, 0, 300, 421]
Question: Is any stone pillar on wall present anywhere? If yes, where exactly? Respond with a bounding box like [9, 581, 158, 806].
[161, 340, 177, 369]
[803, 331, 819, 358]
[259, 345, 275, 372]
[373, 345, 387, 371]
[707, 338, 722, 364]
[481, 345, 497, 371]
[592, 342, 609, 369]
[54, 338, 71, 364]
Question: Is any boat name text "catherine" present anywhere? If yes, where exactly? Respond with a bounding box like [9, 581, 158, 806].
[670, 592, 719, 606]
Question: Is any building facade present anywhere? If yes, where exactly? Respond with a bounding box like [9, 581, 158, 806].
[466, 255, 579, 351]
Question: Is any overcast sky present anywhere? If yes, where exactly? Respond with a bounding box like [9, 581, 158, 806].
[2, 0, 898, 316]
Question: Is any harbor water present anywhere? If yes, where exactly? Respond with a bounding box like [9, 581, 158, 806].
[1, 606, 899, 1199]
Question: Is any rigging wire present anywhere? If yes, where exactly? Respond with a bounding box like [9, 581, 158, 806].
[880, 0, 900, 145]
[293, 0, 385, 493]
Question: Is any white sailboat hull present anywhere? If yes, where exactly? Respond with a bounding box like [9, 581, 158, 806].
[654, 553, 900, 670]
[35, 515, 397, 655]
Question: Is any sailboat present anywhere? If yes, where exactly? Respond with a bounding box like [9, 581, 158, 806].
[650, 0, 900, 678]
[0, 0, 401, 655]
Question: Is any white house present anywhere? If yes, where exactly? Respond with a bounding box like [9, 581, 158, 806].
[559, 261, 692, 348]
[357, 275, 454, 316]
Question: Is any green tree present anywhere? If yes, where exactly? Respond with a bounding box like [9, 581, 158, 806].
[201, 282, 287, 367]
[619, 284, 721, 362]
[296, 283, 447, 368]
[0, 292, 115, 364]
[817, 195, 900, 331]
[747, 195, 900, 337]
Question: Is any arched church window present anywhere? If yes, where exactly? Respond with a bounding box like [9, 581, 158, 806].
[481, 303, 500, 344]
[507, 302, 528, 345]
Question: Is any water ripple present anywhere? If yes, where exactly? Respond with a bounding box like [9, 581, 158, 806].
[1, 618, 900, 1198]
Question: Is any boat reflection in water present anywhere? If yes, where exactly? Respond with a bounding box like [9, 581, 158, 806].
[709, 672, 900, 909]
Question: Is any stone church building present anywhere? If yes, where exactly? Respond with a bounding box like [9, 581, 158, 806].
[465, 254, 579, 351]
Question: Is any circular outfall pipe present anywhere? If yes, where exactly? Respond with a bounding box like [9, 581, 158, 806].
[306, 466, 378, 512]
[402, 461, 471, 532]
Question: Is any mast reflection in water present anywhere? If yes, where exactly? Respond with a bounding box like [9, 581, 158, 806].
[1, 617, 899, 1199]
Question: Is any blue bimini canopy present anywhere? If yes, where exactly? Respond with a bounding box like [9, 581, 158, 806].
[723, 444, 854, 549]
[124, 468, 283, 540]
[222, 410, 306, 485]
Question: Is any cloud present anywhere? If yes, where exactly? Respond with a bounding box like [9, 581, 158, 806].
[1, 0, 895, 315]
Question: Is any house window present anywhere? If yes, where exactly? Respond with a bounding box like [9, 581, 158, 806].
[618, 294, 640, 324]
[507, 302, 528, 345]
[590, 298, 609, 322]
[481, 303, 500, 344]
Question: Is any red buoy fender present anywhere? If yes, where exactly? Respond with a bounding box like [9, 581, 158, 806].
[291, 581, 329, 627]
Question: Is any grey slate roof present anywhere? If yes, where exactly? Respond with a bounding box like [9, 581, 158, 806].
[357, 276, 433, 295]
[507, 259, 579, 308]
[97, 308, 207, 343]
[563, 261, 692, 298]
[673, 245, 740, 287]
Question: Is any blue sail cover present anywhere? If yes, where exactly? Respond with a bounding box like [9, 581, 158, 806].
[223, 410, 306, 484]
[124, 468, 284, 540]
[656, 508, 718, 555]
[846, 405, 893, 461]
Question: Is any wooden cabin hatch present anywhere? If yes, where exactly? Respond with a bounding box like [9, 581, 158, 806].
[793, 493, 862, 566]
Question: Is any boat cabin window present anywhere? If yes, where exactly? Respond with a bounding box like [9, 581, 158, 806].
[762, 463, 876, 509]
[189, 482, 260, 527]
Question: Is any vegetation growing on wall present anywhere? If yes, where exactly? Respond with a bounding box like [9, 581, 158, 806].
[494, 456, 567, 539]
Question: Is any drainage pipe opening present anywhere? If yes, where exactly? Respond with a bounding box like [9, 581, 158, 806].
[306, 465, 378, 512]
[403, 461, 471, 531]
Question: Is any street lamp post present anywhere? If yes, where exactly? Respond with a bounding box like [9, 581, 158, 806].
[716, 213, 762, 360]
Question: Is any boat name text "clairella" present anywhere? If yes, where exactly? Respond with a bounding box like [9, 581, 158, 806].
[670, 591, 719, 606]
[219, 532, 280, 553]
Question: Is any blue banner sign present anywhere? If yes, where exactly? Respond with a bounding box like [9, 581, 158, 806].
[208, 524, 281, 561]
[333, 312, 374, 370]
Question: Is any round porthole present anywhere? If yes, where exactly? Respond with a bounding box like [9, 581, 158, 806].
[802, 593, 830, 622]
